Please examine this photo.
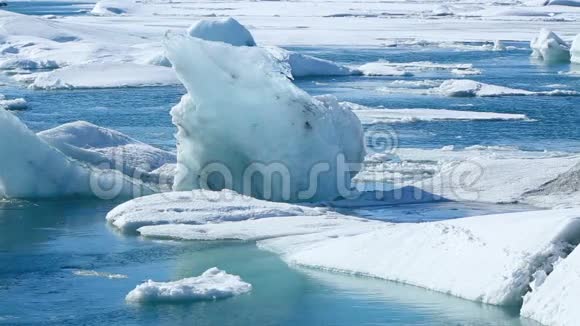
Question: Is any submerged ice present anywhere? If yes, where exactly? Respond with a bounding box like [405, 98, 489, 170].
[166, 35, 365, 202]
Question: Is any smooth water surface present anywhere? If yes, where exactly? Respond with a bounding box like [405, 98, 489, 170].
[0, 200, 538, 326]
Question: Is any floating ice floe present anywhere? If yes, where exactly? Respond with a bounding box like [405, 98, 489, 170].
[166, 35, 364, 202]
[572, 34, 580, 63]
[30, 63, 179, 89]
[0, 96, 27, 110]
[0, 110, 157, 199]
[262, 208, 580, 306]
[521, 245, 580, 326]
[108, 189, 580, 308]
[357, 60, 480, 76]
[531, 29, 571, 63]
[337, 100, 529, 124]
[72, 269, 128, 279]
[355, 146, 580, 209]
[126, 267, 252, 303]
[106, 190, 324, 232]
[436, 79, 578, 97]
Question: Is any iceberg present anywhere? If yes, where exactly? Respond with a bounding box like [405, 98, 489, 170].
[265, 46, 357, 78]
[165, 35, 365, 202]
[530, 29, 571, 63]
[188, 17, 256, 47]
[572, 34, 580, 64]
[521, 246, 580, 326]
[126, 267, 252, 303]
[38, 121, 176, 183]
[0, 110, 155, 199]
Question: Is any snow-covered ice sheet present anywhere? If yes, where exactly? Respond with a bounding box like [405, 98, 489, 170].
[355, 146, 580, 209]
[521, 245, 580, 326]
[30, 63, 179, 89]
[0, 110, 156, 199]
[125, 267, 252, 303]
[261, 208, 580, 306]
[376, 79, 578, 97]
[437, 79, 578, 97]
[108, 189, 580, 307]
[344, 106, 529, 124]
[166, 36, 364, 202]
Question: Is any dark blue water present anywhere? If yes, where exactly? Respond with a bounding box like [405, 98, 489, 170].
[2, 1, 94, 16]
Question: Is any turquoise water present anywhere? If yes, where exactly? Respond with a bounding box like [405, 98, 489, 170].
[2, 2, 579, 325]
[0, 200, 538, 326]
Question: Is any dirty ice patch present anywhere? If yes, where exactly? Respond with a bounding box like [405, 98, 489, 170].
[30, 63, 179, 89]
[125, 267, 252, 303]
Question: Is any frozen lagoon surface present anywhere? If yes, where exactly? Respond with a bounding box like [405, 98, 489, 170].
[2, 1, 580, 325]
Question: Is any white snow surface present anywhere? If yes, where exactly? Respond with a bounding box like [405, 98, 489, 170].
[436, 79, 577, 97]
[166, 36, 364, 202]
[521, 246, 580, 326]
[125, 267, 252, 303]
[531, 29, 571, 63]
[2, 0, 580, 86]
[340, 103, 529, 124]
[109, 189, 580, 307]
[0, 109, 154, 199]
[30, 63, 179, 89]
[106, 190, 325, 232]
[188, 17, 256, 47]
[38, 121, 176, 176]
